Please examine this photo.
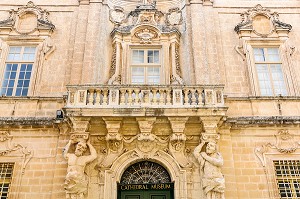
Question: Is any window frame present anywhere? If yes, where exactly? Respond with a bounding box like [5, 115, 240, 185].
[264, 154, 300, 199]
[273, 160, 300, 199]
[245, 40, 295, 96]
[129, 47, 162, 85]
[0, 42, 40, 97]
[0, 162, 15, 199]
[252, 46, 287, 96]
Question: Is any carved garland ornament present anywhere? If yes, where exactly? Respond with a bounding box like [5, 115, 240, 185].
[255, 130, 300, 167]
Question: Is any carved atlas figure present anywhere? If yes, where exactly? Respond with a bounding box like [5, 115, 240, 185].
[63, 139, 97, 199]
[194, 139, 225, 199]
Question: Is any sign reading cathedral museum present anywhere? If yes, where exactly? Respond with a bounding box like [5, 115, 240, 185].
[118, 183, 174, 191]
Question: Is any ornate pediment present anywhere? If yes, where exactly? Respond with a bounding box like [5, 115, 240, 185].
[110, 2, 180, 42]
[234, 4, 291, 38]
[255, 130, 300, 167]
[0, 1, 55, 36]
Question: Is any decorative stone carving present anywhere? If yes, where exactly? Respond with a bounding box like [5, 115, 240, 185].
[193, 139, 225, 199]
[234, 4, 292, 37]
[0, 131, 33, 174]
[63, 138, 97, 199]
[0, 1, 55, 35]
[255, 130, 300, 167]
[69, 117, 91, 134]
[42, 37, 56, 60]
[109, 7, 126, 26]
[134, 28, 158, 44]
[166, 7, 182, 26]
[124, 132, 168, 153]
[168, 117, 191, 167]
[171, 44, 184, 85]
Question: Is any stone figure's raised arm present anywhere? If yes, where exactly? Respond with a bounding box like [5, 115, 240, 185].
[63, 140, 72, 159]
[193, 141, 205, 163]
[85, 142, 97, 163]
[201, 152, 224, 167]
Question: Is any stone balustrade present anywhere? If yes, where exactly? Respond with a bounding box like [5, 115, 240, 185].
[66, 85, 225, 108]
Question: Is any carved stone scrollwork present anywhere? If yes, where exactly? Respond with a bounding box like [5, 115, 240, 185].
[0, 131, 33, 174]
[234, 4, 292, 37]
[109, 7, 127, 26]
[0, 1, 55, 35]
[255, 130, 300, 167]
[124, 133, 168, 153]
[42, 37, 56, 60]
[134, 28, 158, 44]
[166, 7, 182, 26]
[201, 132, 220, 143]
[105, 133, 123, 153]
[70, 134, 89, 142]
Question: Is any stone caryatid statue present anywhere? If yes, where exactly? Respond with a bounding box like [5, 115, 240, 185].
[193, 140, 225, 199]
[63, 139, 97, 199]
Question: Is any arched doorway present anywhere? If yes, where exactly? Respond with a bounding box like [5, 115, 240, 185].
[117, 161, 174, 199]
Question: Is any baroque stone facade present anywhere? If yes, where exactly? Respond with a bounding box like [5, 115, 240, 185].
[0, 0, 299, 199]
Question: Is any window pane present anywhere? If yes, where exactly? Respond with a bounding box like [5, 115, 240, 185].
[23, 47, 36, 61]
[132, 67, 145, 84]
[154, 50, 159, 63]
[267, 48, 280, 62]
[132, 50, 144, 64]
[254, 48, 266, 62]
[256, 64, 272, 96]
[8, 47, 22, 61]
[147, 67, 160, 84]
[270, 64, 287, 95]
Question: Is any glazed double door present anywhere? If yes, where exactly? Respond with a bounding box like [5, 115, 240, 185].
[120, 190, 171, 199]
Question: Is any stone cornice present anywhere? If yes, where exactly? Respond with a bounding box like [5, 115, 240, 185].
[0, 117, 57, 127]
[225, 116, 300, 127]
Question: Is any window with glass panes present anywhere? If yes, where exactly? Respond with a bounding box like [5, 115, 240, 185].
[253, 47, 287, 96]
[274, 160, 300, 199]
[0, 163, 14, 199]
[1, 46, 36, 96]
[131, 49, 160, 84]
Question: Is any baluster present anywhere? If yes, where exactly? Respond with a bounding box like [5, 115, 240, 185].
[95, 90, 101, 105]
[134, 89, 140, 104]
[128, 89, 133, 105]
[144, 91, 149, 105]
[103, 89, 108, 105]
[159, 90, 164, 105]
[88, 89, 94, 105]
[191, 89, 196, 105]
[120, 88, 126, 105]
[152, 89, 157, 105]
[166, 89, 172, 105]
[184, 89, 189, 105]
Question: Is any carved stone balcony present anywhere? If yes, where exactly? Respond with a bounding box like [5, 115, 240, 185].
[66, 84, 225, 108]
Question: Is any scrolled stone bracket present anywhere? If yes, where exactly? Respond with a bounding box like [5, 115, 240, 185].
[168, 117, 191, 167]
